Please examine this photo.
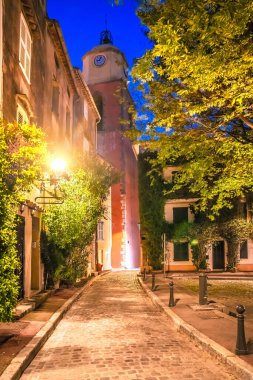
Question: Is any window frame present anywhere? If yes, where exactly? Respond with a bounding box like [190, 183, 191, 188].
[19, 13, 32, 83]
[173, 207, 188, 224]
[17, 103, 29, 124]
[240, 240, 248, 259]
[97, 221, 104, 241]
[173, 242, 189, 261]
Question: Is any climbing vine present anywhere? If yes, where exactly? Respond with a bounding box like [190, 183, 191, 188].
[138, 150, 165, 269]
[0, 120, 46, 321]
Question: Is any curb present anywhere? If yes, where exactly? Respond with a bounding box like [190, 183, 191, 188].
[0, 274, 102, 380]
[138, 276, 253, 380]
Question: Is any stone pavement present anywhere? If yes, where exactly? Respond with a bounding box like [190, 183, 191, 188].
[141, 273, 253, 362]
[0, 288, 78, 377]
[18, 271, 239, 380]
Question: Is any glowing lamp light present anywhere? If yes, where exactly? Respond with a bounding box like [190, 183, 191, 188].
[51, 158, 66, 174]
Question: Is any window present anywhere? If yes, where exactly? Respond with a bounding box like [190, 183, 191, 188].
[17, 104, 29, 124]
[54, 53, 60, 69]
[52, 86, 59, 114]
[240, 240, 248, 259]
[97, 222, 104, 240]
[174, 242, 189, 261]
[83, 100, 88, 120]
[173, 207, 188, 224]
[171, 171, 178, 183]
[66, 110, 70, 138]
[19, 14, 32, 82]
[94, 94, 103, 131]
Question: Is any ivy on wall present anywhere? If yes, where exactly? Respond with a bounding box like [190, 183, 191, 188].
[138, 150, 165, 269]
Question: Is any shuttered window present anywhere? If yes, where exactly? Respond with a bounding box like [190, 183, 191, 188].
[174, 242, 189, 261]
[17, 104, 29, 124]
[240, 240, 248, 259]
[97, 222, 104, 240]
[19, 14, 31, 82]
[173, 207, 188, 224]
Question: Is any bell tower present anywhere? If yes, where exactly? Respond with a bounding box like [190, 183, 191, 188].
[82, 31, 140, 269]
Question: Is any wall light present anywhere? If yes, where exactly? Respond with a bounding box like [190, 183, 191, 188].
[19, 203, 25, 213]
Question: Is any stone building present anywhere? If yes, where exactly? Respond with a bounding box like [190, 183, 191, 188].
[164, 166, 253, 272]
[82, 31, 141, 269]
[0, 0, 99, 299]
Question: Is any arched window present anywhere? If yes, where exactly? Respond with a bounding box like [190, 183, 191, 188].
[93, 93, 103, 131]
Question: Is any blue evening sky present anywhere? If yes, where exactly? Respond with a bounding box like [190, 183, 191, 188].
[46, 0, 151, 70]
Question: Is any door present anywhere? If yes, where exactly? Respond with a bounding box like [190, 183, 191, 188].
[212, 241, 225, 270]
[16, 216, 25, 300]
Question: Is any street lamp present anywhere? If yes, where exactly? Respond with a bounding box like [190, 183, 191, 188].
[51, 158, 66, 175]
[35, 156, 67, 205]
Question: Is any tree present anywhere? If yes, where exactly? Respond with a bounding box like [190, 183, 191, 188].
[132, 1, 253, 217]
[133, 0, 253, 141]
[0, 120, 46, 321]
[149, 131, 253, 217]
[42, 156, 117, 284]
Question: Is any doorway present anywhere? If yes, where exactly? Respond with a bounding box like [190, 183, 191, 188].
[16, 216, 25, 300]
[31, 217, 40, 291]
[212, 240, 225, 270]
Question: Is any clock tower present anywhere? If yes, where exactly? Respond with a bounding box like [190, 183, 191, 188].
[82, 30, 140, 269]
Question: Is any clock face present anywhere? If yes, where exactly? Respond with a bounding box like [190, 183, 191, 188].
[94, 55, 106, 67]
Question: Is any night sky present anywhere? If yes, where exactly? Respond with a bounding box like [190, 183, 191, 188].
[46, 0, 151, 70]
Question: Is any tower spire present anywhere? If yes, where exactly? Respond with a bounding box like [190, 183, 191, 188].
[100, 16, 113, 45]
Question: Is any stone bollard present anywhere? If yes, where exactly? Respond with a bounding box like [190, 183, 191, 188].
[199, 273, 208, 305]
[143, 267, 146, 281]
[235, 304, 248, 355]
[151, 272, 155, 291]
[168, 280, 176, 307]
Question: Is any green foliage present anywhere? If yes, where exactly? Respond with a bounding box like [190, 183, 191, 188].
[133, 0, 253, 218]
[138, 151, 165, 269]
[134, 0, 253, 136]
[61, 247, 90, 285]
[219, 218, 253, 267]
[188, 222, 220, 270]
[150, 133, 253, 218]
[0, 120, 46, 321]
[43, 155, 116, 284]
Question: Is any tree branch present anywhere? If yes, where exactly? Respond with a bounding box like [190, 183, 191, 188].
[239, 115, 253, 129]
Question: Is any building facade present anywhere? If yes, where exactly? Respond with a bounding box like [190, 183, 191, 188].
[82, 31, 140, 269]
[1, 0, 99, 299]
[164, 166, 253, 272]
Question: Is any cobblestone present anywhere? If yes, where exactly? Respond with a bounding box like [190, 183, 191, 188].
[20, 271, 239, 380]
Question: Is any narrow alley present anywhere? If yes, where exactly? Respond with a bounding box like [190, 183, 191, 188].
[20, 272, 238, 380]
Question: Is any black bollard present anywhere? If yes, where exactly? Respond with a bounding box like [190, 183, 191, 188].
[168, 280, 176, 307]
[143, 267, 146, 281]
[199, 273, 208, 305]
[235, 304, 248, 355]
[151, 272, 155, 291]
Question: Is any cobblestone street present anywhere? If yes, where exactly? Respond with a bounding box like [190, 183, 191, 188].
[21, 272, 239, 380]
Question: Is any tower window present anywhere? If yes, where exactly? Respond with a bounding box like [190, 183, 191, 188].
[94, 94, 104, 131]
